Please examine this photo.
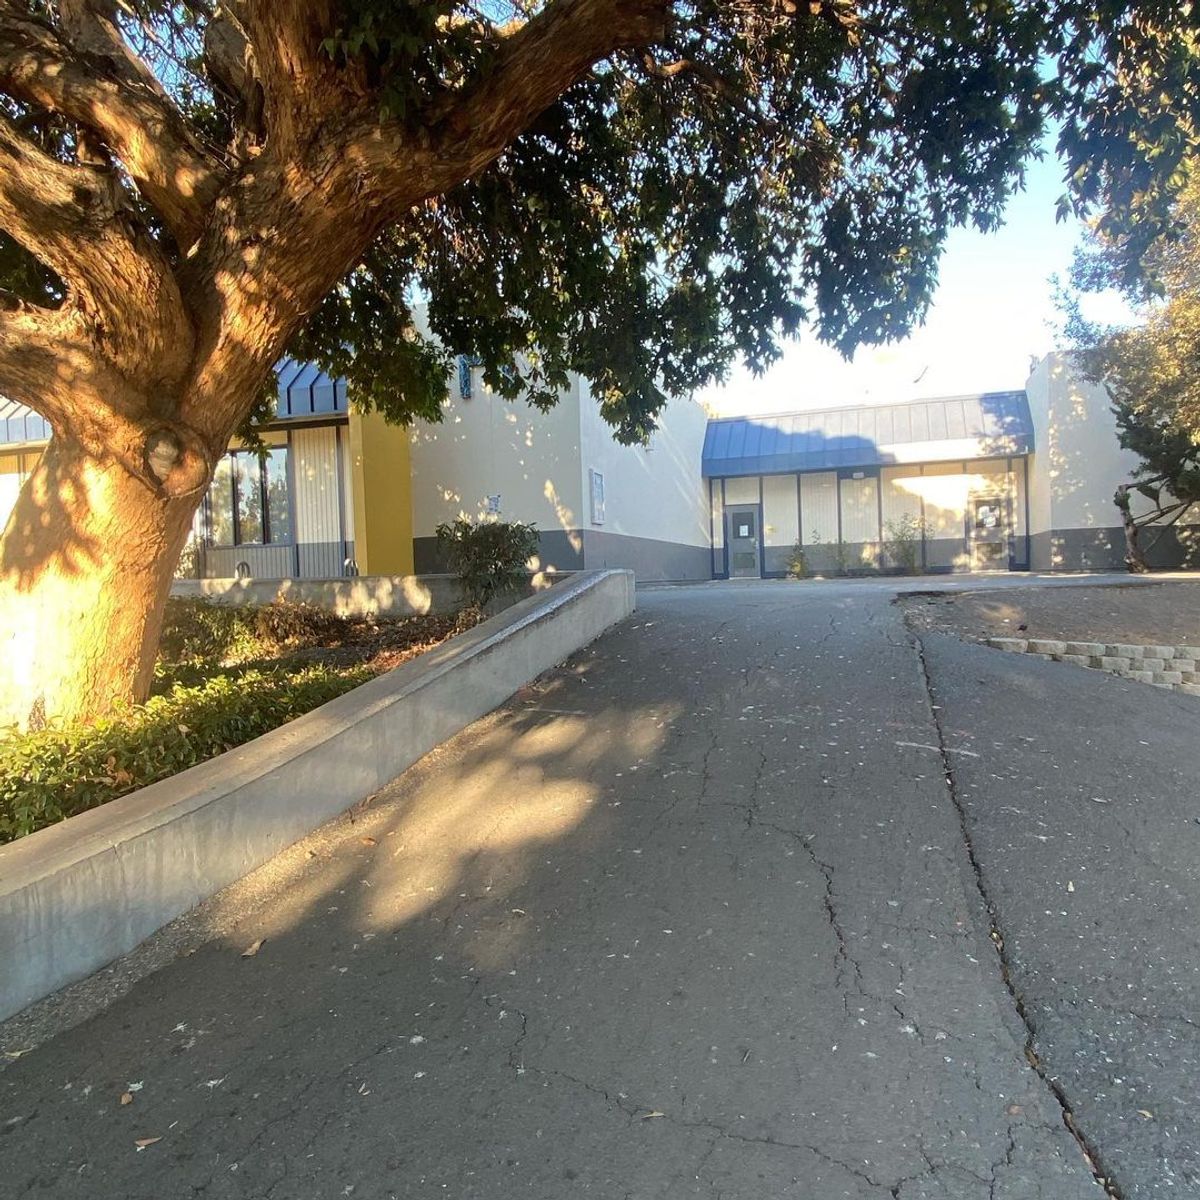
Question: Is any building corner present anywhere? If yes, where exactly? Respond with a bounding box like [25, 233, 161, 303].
[348, 409, 415, 576]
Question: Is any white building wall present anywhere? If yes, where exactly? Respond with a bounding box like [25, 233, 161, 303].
[1024, 352, 1193, 568]
[1024, 359, 1055, 546]
[404, 322, 710, 579]
[409, 372, 585, 570]
[576, 382, 709, 550]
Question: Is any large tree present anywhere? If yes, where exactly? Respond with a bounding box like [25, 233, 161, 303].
[0, 0, 1197, 728]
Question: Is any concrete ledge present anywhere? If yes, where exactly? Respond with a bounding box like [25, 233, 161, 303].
[171, 570, 567, 618]
[0, 570, 634, 1021]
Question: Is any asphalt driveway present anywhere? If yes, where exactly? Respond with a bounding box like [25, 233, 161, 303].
[3, 577, 1197, 1198]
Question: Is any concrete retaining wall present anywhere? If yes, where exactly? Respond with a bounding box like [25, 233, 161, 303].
[0, 570, 634, 1022]
[171, 571, 567, 618]
[987, 636, 1200, 695]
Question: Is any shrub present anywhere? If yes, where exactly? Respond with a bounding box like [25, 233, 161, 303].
[0, 664, 373, 844]
[436, 518, 540, 607]
[785, 540, 809, 579]
[158, 597, 348, 666]
[158, 597, 257, 663]
[883, 514, 925, 574]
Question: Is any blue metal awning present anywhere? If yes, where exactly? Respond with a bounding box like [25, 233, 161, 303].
[273, 358, 348, 419]
[0, 398, 51, 447]
[0, 360, 350, 449]
[702, 391, 1035, 478]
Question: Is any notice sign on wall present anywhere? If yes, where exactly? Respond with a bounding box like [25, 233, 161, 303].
[590, 469, 606, 525]
[974, 499, 1001, 530]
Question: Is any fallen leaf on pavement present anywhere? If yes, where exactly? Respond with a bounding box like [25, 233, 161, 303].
[241, 939, 265, 958]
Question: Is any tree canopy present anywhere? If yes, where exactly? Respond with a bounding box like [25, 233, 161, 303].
[1065, 169, 1200, 569]
[3, 1, 1197, 445]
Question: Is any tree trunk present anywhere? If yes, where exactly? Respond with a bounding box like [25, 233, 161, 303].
[1120, 511, 1150, 573]
[0, 436, 200, 729]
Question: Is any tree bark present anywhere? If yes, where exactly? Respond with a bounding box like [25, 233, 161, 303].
[0, 435, 200, 729]
[1115, 484, 1150, 574]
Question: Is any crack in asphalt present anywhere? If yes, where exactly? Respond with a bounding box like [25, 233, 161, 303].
[796, 831, 869, 1015]
[911, 629, 1123, 1200]
[989, 1122, 1018, 1200]
[508, 1052, 1037, 1200]
[738, 745, 769, 829]
[499, 987, 960, 1197]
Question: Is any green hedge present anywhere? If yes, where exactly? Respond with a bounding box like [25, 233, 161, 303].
[0, 664, 374, 844]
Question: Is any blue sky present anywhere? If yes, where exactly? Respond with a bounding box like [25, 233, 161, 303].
[698, 148, 1089, 416]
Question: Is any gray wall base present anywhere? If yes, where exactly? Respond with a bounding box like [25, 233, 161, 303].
[1031, 525, 1200, 571]
[581, 529, 711, 581]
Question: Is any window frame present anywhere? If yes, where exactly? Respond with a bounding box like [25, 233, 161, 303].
[204, 446, 293, 549]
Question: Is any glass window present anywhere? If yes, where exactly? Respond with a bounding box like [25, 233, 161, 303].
[205, 447, 292, 547]
[208, 456, 235, 546]
[234, 455, 264, 544]
[264, 448, 291, 544]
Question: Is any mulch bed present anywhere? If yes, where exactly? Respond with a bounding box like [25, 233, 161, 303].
[262, 610, 485, 674]
[898, 580, 1200, 645]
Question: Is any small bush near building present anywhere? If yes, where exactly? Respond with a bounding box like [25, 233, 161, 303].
[883, 515, 925, 574]
[786, 541, 810, 579]
[436, 518, 540, 607]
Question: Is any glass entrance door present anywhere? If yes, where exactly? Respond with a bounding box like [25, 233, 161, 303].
[727, 505, 761, 578]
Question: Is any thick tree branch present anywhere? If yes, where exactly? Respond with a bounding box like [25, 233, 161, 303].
[0, 294, 206, 491]
[239, 0, 343, 150]
[369, 0, 672, 195]
[0, 108, 194, 391]
[0, 0, 224, 248]
[0, 296, 89, 430]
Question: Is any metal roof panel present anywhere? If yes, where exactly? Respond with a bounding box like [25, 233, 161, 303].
[702, 391, 1034, 477]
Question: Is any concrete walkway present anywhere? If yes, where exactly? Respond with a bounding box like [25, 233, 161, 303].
[3, 578, 1195, 1198]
